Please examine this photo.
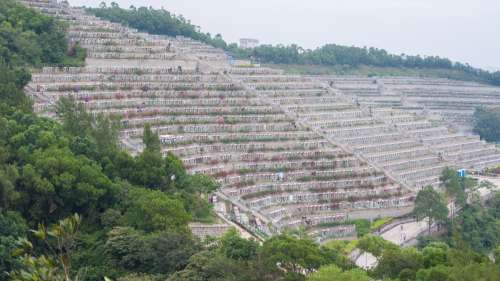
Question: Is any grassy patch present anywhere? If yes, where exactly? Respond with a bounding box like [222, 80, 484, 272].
[370, 217, 393, 231]
[354, 219, 371, 237]
[324, 239, 359, 256]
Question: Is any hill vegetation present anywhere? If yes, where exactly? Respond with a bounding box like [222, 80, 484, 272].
[86, 2, 228, 49]
[86, 2, 500, 86]
[1, 1, 214, 280]
[473, 107, 500, 142]
[2, 1, 500, 281]
[0, 0, 86, 69]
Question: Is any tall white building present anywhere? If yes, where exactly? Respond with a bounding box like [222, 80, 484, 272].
[239, 38, 260, 49]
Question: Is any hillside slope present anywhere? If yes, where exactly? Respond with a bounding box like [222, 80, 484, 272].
[86, 2, 500, 86]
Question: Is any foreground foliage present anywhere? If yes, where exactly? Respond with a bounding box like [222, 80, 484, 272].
[0, 1, 213, 280]
[8, 214, 82, 281]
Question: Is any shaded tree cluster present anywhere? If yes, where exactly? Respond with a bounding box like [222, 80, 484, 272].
[473, 107, 500, 142]
[0, 2, 215, 280]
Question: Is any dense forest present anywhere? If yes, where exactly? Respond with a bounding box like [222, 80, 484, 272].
[1, 1, 500, 281]
[86, 2, 500, 86]
[473, 107, 500, 143]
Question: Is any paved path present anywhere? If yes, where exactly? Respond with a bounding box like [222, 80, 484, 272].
[355, 219, 429, 269]
[381, 219, 428, 245]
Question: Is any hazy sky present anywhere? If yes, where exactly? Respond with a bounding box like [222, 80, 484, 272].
[68, 0, 500, 70]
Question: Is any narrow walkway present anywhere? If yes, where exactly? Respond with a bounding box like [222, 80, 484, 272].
[355, 219, 429, 269]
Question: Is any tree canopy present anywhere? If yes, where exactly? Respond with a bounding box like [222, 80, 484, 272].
[473, 107, 500, 142]
[0, 0, 85, 68]
[452, 192, 500, 253]
[440, 167, 470, 207]
[413, 186, 449, 234]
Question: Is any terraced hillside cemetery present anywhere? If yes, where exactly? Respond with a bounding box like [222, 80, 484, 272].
[321, 76, 500, 135]
[22, 0, 500, 242]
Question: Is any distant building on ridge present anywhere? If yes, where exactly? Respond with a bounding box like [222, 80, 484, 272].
[239, 38, 260, 49]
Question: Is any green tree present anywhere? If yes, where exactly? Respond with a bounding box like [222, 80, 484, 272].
[452, 192, 500, 252]
[0, 65, 32, 113]
[56, 97, 93, 138]
[473, 107, 500, 142]
[104, 227, 146, 273]
[374, 247, 424, 280]
[104, 226, 200, 277]
[357, 234, 398, 257]
[260, 235, 328, 278]
[440, 167, 467, 207]
[8, 214, 82, 281]
[446, 262, 500, 281]
[120, 186, 191, 233]
[422, 242, 449, 268]
[142, 124, 160, 154]
[0, 166, 20, 211]
[219, 228, 259, 261]
[167, 249, 260, 281]
[415, 265, 451, 281]
[104, 227, 200, 277]
[0, 211, 27, 281]
[413, 186, 449, 234]
[15, 144, 118, 223]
